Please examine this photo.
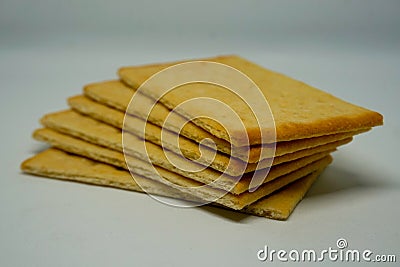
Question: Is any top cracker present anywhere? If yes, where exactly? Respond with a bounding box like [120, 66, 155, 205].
[119, 55, 383, 146]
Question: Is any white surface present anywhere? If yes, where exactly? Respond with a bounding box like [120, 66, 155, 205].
[1, 1, 399, 266]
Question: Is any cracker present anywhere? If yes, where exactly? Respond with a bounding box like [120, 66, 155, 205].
[29, 128, 332, 209]
[45, 109, 349, 177]
[83, 81, 368, 162]
[34, 127, 332, 196]
[20, 148, 190, 198]
[38, 110, 339, 193]
[20, 148, 324, 220]
[69, 95, 354, 168]
[118, 55, 383, 146]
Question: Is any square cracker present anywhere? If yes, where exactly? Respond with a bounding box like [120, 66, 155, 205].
[23, 137, 331, 209]
[33, 127, 332, 208]
[20, 148, 325, 220]
[33, 127, 334, 195]
[41, 109, 349, 178]
[37, 111, 337, 194]
[69, 95, 355, 169]
[118, 55, 383, 146]
[83, 81, 368, 162]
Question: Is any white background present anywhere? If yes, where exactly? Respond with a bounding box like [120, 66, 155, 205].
[0, 0, 399, 266]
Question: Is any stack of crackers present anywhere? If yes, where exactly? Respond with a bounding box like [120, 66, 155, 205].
[21, 55, 383, 220]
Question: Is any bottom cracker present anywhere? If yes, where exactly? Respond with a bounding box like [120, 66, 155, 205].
[21, 148, 325, 220]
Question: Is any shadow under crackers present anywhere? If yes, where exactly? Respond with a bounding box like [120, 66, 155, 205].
[196, 205, 251, 223]
[305, 161, 396, 198]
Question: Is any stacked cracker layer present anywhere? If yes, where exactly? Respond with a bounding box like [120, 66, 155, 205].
[21, 55, 383, 220]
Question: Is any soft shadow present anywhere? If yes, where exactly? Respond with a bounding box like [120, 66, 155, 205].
[306, 163, 395, 198]
[197, 205, 251, 223]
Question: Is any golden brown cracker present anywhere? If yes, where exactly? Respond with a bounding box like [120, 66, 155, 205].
[82, 82, 369, 162]
[53, 107, 350, 178]
[118, 55, 383, 146]
[38, 108, 342, 190]
[34, 127, 332, 196]
[20, 148, 324, 220]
